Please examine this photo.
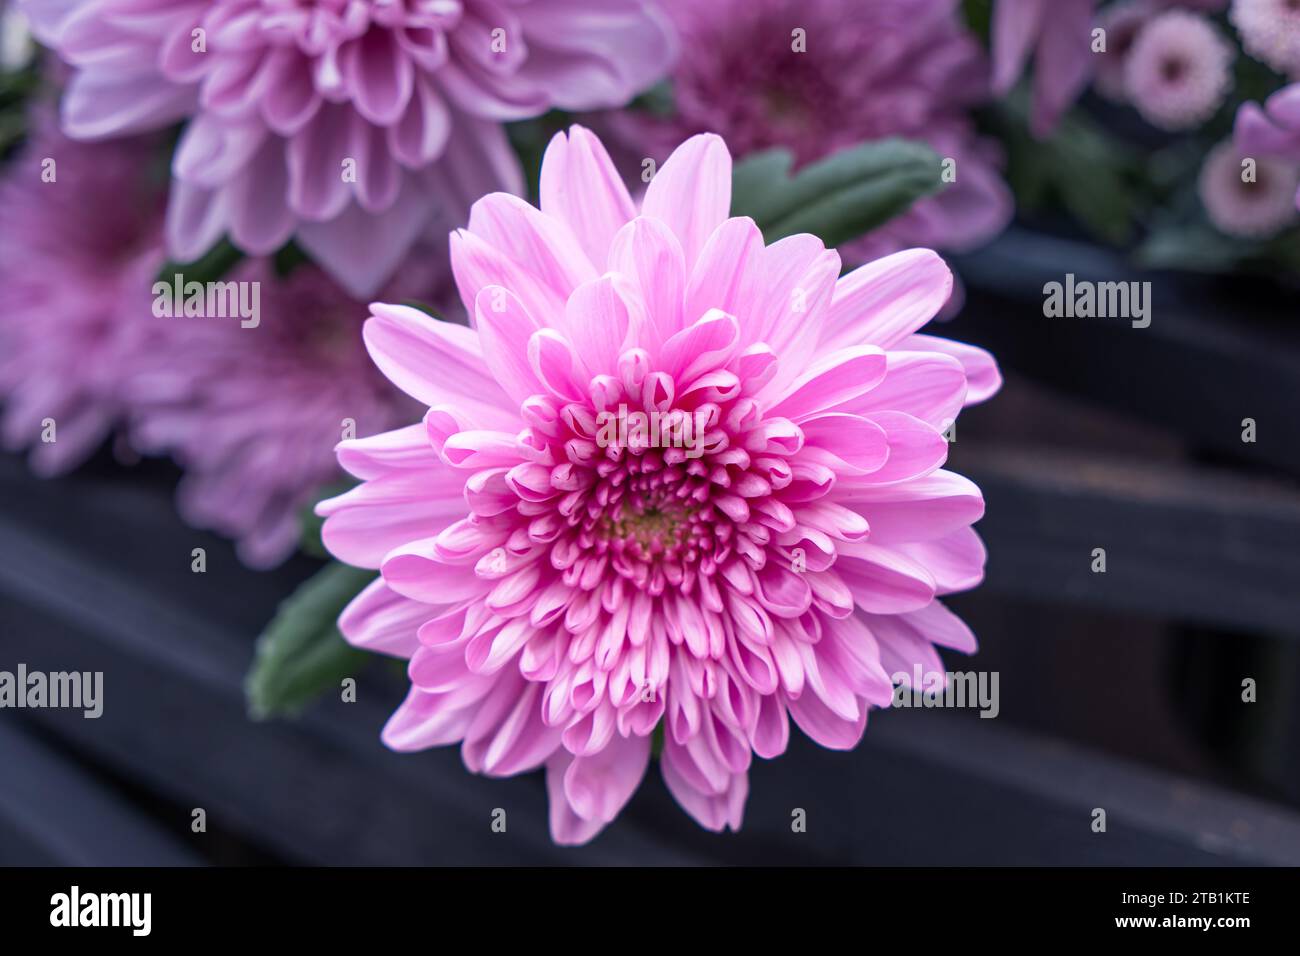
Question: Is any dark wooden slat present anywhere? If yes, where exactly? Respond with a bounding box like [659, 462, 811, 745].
[0, 518, 708, 866]
[12, 568, 1299, 865]
[951, 228, 1300, 475]
[0, 720, 201, 866]
[4, 455, 1300, 863]
[867, 709, 1300, 866]
[959, 445, 1300, 637]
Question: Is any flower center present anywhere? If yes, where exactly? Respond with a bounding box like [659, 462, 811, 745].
[582, 441, 723, 590]
[606, 500, 689, 555]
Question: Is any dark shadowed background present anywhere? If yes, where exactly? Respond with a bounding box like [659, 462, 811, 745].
[4, 217, 1299, 866]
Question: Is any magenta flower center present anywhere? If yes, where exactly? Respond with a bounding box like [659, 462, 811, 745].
[523, 362, 789, 601]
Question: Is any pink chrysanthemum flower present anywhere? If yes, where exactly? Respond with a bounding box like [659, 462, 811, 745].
[1235, 83, 1300, 213]
[1231, 0, 1300, 76]
[1125, 10, 1234, 130]
[20, 0, 676, 297]
[0, 116, 164, 475]
[1236, 81, 1300, 154]
[126, 257, 451, 568]
[1093, 0, 1230, 103]
[991, 0, 1097, 138]
[618, 0, 1011, 267]
[318, 126, 1000, 843]
[1199, 138, 1299, 236]
[0, 116, 449, 567]
[1095, 1, 1159, 101]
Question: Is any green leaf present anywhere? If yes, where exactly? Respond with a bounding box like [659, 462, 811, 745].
[730, 150, 801, 226]
[245, 562, 374, 720]
[994, 89, 1139, 245]
[731, 138, 946, 247]
[0, 66, 40, 157]
[273, 240, 312, 278]
[156, 237, 243, 285]
[1050, 130, 1137, 246]
[1136, 218, 1300, 277]
[961, 0, 993, 38]
[1135, 221, 1250, 273]
[397, 299, 443, 320]
[630, 79, 675, 117]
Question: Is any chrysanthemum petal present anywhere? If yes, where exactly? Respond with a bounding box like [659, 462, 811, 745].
[363, 302, 514, 421]
[540, 125, 638, 270]
[904, 334, 1003, 406]
[336, 423, 439, 481]
[767, 346, 889, 422]
[837, 470, 985, 544]
[317, 468, 468, 569]
[840, 350, 967, 428]
[835, 541, 938, 614]
[466, 192, 598, 307]
[558, 274, 637, 375]
[683, 216, 765, 327]
[382, 680, 494, 752]
[563, 731, 651, 824]
[382, 538, 495, 604]
[474, 286, 545, 405]
[896, 527, 988, 595]
[606, 216, 687, 354]
[785, 684, 868, 750]
[641, 132, 732, 269]
[296, 179, 435, 298]
[821, 248, 953, 353]
[338, 577, 434, 659]
[546, 751, 607, 845]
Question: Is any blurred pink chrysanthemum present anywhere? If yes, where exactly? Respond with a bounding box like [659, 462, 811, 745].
[1235, 84, 1300, 214]
[126, 258, 448, 568]
[20, 0, 676, 297]
[0, 117, 164, 475]
[614, 0, 1012, 267]
[1199, 139, 1298, 236]
[0, 118, 452, 568]
[1095, 1, 1159, 101]
[1231, 0, 1300, 76]
[991, 0, 1097, 138]
[1125, 10, 1233, 130]
[318, 126, 1000, 843]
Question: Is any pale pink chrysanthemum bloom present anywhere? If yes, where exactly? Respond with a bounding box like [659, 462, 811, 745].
[318, 126, 1000, 843]
[1235, 82, 1300, 210]
[1199, 138, 1299, 236]
[0, 116, 446, 567]
[1095, 1, 1159, 101]
[1070, 0, 1229, 103]
[19, 0, 676, 298]
[1125, 10, 1234, 130]
[1231, 0, 1300, 76]
[126, 257, 449, 568]
[0, 115, 164, 475]
[1236, 81, 1300, 155]
[617, 0, 1012, 269]
[991, 0, 1097, 138]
